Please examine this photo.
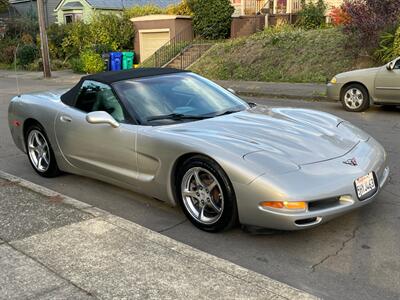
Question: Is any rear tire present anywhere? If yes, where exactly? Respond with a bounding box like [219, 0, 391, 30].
[25, 124, 61, 178]
[341, 84, 370, 112]
[176, 155, 238, 232]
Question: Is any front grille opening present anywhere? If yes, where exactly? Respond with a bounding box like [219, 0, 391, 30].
[295, 217, 318, 225]
[308, 197, 340, 211]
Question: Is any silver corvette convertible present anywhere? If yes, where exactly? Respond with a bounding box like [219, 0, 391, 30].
[8, 68, 389, 232]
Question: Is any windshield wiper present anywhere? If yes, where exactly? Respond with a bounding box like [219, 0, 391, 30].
[214, 109, 243, 117]
[146, 113, 211, 122]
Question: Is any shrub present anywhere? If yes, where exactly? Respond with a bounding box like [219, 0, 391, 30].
[329, 7, 350, 26]
[21, 33, 34, 44]
[0, 40, 17, 64]
[80, 50, 104, 74]
[70, 57, 84, 73]
[374, 26, 398, 63]
[0, 0, 9, 13]
[342, 0, 400, 50]
[296, 0, 327, 30]
[61, 21, 89, 57]
[87, 12, 135, 51]
[166, 0, 193, 15]
[393, 27, 400, 57]
[17, 44, 38, 66]
[61, 13, 135, 58]
[47, 23, 69, 59]
[4, 15, 39, 40]
[189, 0, 234, 39]
[124, 4, 165, 18]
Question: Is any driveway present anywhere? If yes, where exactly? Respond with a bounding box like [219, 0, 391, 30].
[1, 76, 399, 300]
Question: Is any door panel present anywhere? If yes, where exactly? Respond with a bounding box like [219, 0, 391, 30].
[54, 106, 139, 186]
[374, 66, 400, 103]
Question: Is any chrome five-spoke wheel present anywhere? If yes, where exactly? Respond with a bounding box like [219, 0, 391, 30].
[25, 125, 60, 178]
[177, 155, 238, 232]
[181, 167, 224, 225]
[27, 129, 50, 172]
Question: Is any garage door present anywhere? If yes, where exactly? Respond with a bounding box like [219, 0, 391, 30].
[139, 30, 171, 62]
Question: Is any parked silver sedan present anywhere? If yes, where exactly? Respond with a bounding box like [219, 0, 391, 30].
[327, 56, 400, 112]
[8, 68, 389, 232]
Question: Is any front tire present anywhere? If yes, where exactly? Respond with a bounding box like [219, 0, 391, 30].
[25, 124, 61, 178]
[341, 84, 370, 112]
[176, 155, 238, 232]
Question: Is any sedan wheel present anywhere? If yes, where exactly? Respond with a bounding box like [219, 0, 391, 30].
[177, 155, 238, 232]
[25, 125, 61, 178]
[341, 84, 370, 112]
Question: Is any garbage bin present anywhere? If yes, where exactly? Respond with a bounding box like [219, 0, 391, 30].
[110, 52, 122, 71]
[122, 52, 134, 70]
[101, 53, 110, 71]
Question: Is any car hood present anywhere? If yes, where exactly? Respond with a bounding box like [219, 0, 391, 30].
[336, 67, 381, 79]
[159, 107, 364, 166]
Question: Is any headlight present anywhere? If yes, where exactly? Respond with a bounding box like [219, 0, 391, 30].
[330, 77, 337, 84]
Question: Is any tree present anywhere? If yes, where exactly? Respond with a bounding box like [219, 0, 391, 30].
[189, 0, 234, 39]
[296, 0, 327, 30]
[124, 4, 165, 18]
[0, 0, 9, 13]
[342, 0, 400, 49]
[166, 0, 193, 16]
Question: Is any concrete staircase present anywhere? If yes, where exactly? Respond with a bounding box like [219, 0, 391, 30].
[166, 44, 213, 69]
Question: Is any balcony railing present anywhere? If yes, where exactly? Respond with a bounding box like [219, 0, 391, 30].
[243, 0, 267, 15]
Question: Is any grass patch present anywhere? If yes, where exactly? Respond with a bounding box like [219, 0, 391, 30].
[190, 27, 378, 83]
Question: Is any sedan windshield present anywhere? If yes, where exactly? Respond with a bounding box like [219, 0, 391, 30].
[112, 73, 249, 124]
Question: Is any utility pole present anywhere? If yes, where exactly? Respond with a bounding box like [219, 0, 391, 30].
[36, 0, 51, 78]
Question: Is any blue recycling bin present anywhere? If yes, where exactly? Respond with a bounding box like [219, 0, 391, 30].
[110, 52, 122, 71]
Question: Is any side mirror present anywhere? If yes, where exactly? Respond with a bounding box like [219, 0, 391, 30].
[387, 61, 395, 71]
[227, 88, 237, 95]
[86, 111, 119, 128]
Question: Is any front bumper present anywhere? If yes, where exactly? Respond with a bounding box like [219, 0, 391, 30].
[235, 138, 389, 230]
[327, 82, 343, 101]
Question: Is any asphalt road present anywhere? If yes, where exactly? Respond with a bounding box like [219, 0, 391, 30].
[1, 76, 399, 300]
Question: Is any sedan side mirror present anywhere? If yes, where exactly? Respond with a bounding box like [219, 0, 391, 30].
[86, 111, 119, 128]
[387, 61, 395, 71]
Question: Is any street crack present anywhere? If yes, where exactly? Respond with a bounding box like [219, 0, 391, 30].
[309, 225, 361, 273]
[157, 219, 187, 233]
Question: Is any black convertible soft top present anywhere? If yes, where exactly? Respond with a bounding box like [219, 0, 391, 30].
[61, 68, 189, 106]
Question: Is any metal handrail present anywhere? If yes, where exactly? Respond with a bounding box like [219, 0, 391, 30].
[140, 22, 220, 69]
[140, 26, 194, 68]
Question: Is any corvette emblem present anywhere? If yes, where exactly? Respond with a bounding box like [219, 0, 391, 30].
[343, 158, 358, 166]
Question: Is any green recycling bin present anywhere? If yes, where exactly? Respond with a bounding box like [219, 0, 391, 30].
[122, 52, 134, 70]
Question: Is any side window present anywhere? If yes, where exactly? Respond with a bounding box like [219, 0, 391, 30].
[75, 80, 125, 122]
[394, 58, 400, 70]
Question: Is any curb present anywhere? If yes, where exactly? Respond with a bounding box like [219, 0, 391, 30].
[0, 170, 318, 300]
[235, 91, 330, 102]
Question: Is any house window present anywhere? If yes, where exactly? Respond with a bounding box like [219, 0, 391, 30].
[64, 13, 83, 24]
[64, 14, 73, 24]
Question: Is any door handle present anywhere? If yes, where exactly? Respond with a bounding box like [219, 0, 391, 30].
[60, 115, 72, 123]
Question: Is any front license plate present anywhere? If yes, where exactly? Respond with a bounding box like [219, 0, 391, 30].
[355, 172, 377, 200]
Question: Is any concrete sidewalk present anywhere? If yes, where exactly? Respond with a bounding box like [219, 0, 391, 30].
[216, 80, 328, 101]
[0, 69, 327, 101]
[0, 171, 316, 300]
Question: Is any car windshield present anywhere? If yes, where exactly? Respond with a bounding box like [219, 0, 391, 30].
[112, 73, 248, 124]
